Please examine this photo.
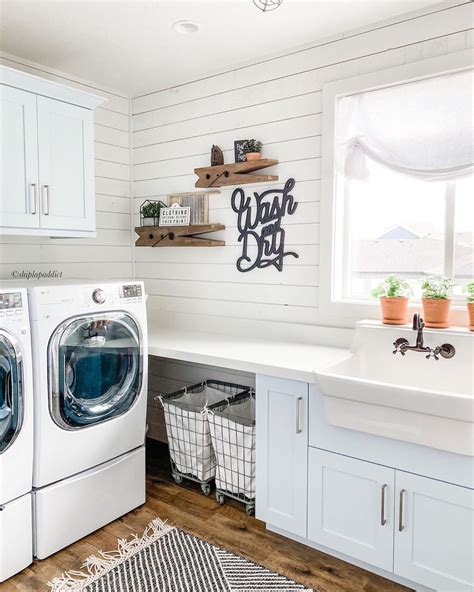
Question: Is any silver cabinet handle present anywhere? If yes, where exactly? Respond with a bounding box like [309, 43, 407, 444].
[42, 184, 50, 215]
[29, 183, 37, 214]
[296, 396, 303, 434]
[399, 489, 406, 532]
[380, 484, 388, 526]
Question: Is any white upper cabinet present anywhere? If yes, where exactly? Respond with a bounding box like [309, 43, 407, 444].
[0, 65, 104, 237]
[0, 86, 39, 229]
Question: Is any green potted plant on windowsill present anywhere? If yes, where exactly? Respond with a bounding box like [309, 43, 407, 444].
[421, 275, 454, 328]
[371, 275, 411, 325]
[243, 139, 263, 161]
[463, 281, 474, 331]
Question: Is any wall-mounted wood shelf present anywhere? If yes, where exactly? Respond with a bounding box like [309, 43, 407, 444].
[194, 159, 278, 188]
[135, 223, 225, 247]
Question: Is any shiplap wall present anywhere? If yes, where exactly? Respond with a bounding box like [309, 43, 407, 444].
[0, 53, 133, 280]
[132, 1, 473, 330]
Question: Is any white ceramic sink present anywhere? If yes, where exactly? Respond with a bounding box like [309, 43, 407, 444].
[315, 321, 474, 456]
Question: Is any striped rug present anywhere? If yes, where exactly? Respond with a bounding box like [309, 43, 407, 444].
[49, 518, 313, 591]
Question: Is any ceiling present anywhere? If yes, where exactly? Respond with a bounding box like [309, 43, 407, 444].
[0, 0, 440, 96]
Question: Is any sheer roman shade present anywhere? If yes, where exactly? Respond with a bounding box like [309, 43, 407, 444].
[336, 69, 474, 181]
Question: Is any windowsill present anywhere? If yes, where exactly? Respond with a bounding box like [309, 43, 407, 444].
[357, 318, 473, 336]
[321, 297, 470, 329]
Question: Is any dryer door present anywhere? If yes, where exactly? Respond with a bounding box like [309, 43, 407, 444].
[49, 312, 142, 429]
[0, 332, 23, 453]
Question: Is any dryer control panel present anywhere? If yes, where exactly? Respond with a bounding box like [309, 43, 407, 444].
[0, 291, 24, 321]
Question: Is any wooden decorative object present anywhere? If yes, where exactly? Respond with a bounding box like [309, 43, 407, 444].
[167, 190, 220, 224]
[211, 145, 224, 166]
[135, 223, 225, 247]
[195, 159, 278, 188]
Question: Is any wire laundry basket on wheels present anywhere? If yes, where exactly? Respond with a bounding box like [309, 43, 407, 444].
[158, 380, 251, 496]
[208, 390, 256, 515]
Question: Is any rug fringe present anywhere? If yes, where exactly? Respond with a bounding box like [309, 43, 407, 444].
[48, 517, 173, 591]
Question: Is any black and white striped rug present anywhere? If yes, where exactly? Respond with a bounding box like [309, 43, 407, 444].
[49, 518, 313, 591]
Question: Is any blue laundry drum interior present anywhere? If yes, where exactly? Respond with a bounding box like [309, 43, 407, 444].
[49, 312, 142, 429]
[0, 332, 23, 453]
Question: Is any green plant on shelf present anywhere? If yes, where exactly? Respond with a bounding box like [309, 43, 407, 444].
[421, 275, 454, 299]
[371, 275, 411, 299]
[243, 139, 262, 154]
[141, 200, 166, 219]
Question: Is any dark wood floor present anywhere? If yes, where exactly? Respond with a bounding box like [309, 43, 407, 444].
[3, 440, 412, 592]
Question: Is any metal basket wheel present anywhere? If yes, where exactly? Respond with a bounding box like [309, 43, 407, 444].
[245, 503, 255, 516]
[172, 472, 183, 485]
[201, 482, 212, 496]
[216, 492, 226, 505]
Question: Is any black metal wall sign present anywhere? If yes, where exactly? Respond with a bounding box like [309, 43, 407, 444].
[231, 177, 299, 273]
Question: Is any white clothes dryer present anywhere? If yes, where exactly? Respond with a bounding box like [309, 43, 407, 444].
[27, 280, 147, 559]
[0, 287, 33, 582]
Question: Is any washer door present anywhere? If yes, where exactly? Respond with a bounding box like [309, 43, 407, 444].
[0, 332, 23, 453]
[49, 312, 142, 429]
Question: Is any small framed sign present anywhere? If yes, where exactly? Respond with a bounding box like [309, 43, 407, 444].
[234, 140, 247, 163]
[159, 203, 191, 226]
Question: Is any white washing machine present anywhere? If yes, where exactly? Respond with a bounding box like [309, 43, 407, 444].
[0, 287, 33, 582]
[27, 280, 148, 559]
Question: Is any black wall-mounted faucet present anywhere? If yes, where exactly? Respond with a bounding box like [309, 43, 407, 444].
[393, 314, 456, 360]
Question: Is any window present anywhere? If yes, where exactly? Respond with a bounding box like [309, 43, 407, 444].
[320, 52, 473, 318]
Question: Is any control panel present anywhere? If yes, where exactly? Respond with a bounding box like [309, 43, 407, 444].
[120, 284, 143, 301]
[0, 292, 24, 321]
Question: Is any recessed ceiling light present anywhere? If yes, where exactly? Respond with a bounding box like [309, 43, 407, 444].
[172, 21, 199, 35]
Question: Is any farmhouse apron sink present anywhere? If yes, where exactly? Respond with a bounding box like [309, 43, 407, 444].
[315, 321, 474, 456]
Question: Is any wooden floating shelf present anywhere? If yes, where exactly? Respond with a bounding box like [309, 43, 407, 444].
[194, 159, 279, 188]
[135, 223, 225, 247]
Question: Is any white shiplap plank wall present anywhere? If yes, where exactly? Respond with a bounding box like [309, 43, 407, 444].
[0, 53, 133, 281]
[132, 2, 473, 329]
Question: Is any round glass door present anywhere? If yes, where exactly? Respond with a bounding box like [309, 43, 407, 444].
[49, 312, 142, 429]
[0, 332, 23, 453]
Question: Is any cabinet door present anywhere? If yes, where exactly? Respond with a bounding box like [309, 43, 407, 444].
[256, 375, 308, 537]
[37, 96, 95, 232]
[308, 449, 395, 572]
[0, 85, 40, 229]
[395, 471, 474, 591]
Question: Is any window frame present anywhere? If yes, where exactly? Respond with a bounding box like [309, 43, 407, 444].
[319, 49, 473, 323]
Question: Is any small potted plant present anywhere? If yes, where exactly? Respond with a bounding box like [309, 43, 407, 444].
[140, 200, 166, 227]
[421, 275, 454, 328]
[243, 139, 262, 161]
[371, 275, 411, 325]
[463, 281, 474, 331]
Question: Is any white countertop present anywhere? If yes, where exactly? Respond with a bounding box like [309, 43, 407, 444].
[147, 325, 352, 382]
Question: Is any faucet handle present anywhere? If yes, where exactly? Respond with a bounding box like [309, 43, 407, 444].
[412, 313, 419, 330]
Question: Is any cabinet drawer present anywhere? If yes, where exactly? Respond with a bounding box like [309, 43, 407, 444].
[308, 448, 395, 572]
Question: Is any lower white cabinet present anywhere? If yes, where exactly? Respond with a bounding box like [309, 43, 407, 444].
[308, 449, 395, 572]
[256, 375, 308, 537]
[394, 471, 474, 592]
[256, 374, 474, 592]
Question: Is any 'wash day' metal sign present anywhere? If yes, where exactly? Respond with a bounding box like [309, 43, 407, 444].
[231, 178, 299, 273]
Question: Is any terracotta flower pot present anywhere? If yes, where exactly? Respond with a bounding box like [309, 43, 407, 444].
[245, 152, 262, 161]
[467, 302, 474, 331]
[422, 298, 451, 328]
[379, 297, 409, 325]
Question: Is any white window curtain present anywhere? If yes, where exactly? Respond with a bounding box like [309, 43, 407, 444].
[336, 69, 474, 182]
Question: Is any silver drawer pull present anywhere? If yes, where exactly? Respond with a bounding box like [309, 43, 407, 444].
[399, 489, 406, 532]
[29, 183, 37, 214]
[380, 484, 388, 526]
[296, 396, 303, 434]
[42, 184, 50, 215]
